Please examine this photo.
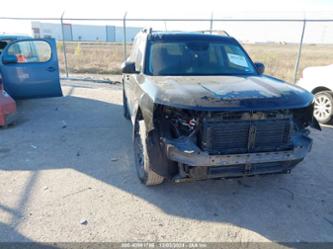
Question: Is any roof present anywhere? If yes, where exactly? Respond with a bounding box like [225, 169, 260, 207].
[147, 32, 235, 42]
[0, 35, 32, 41]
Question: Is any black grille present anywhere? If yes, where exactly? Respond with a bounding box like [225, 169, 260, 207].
[201, 117, 292, 155]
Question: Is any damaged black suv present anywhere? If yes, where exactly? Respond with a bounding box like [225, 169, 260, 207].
[122, 29, 319, 186]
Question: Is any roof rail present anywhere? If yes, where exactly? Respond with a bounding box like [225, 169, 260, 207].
[196, 30, 230, 36]
[141, 28, 230, 37]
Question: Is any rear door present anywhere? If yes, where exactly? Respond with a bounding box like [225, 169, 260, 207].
[0, 38, 62, 99]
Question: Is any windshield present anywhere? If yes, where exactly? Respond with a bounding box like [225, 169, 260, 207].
[146, 39, 257, 76]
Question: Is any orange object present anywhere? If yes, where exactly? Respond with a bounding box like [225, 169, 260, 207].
[0, 83, 17, 127]
[16, 54, 27, 63]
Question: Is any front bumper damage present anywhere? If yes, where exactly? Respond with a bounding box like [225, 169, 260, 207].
[162, 135, 312, 182]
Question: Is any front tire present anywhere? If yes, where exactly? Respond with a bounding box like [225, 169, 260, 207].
[314, 91, 333, 124]
[133, 120, 164, 186]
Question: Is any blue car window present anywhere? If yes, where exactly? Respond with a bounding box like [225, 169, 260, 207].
[7, 40, 51, 63]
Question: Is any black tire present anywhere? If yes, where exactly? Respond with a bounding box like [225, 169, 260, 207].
[133, 120, 164, 186]
[314, 91, 333, 124]
[123, 88, 130, 120]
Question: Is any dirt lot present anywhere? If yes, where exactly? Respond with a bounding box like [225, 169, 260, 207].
[0, 80, 333, 243]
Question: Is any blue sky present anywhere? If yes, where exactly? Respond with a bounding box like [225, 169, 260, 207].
[0, 0, 333, 43]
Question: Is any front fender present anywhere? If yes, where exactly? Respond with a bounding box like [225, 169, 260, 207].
[132, 92, 156, 132]
[132, 94, 178, 178]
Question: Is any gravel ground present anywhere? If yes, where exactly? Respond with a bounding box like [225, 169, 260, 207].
[0, 80, 332, 243]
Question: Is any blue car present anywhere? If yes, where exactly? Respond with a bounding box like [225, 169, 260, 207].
[0, 35, 62, 99]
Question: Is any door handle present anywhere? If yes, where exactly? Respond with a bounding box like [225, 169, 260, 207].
[47, 67, 56, 72]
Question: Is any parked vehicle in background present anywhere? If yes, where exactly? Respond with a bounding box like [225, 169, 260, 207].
[0, 35, 62, 99]
[0, 35, 62, 127]
[0, 74, 16, 127]
[297, 64, 333, 124]
[122, 29, 320, 186]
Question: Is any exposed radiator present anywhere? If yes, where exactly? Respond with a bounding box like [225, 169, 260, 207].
[200, 116, 293, 155]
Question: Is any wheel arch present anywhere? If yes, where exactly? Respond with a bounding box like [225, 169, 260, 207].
[132, 95, 178, 179]
[132, 93, 156, 131]
[312, 86, 333, 95]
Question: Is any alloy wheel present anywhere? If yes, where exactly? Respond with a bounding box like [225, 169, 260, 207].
[314, 92, 333, 123]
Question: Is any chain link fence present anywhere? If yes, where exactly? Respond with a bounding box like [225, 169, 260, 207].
[1, 15, 333, 83]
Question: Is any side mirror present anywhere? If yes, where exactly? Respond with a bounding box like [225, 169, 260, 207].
[2, 54, 18, 64]
[121, 61, 138, 74]
[254, 62, 265, 75]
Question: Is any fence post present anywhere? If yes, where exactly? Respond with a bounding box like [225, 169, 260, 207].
[293, 19, 306, 83]
[123, 12, 128, 62]
[209, 12, 214, 33]
[60, 12, 69, 78]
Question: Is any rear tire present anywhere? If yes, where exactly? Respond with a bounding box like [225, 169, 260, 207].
[123, 89, 130, 120]
[133, 120, 164, 186]
[314, 91, 333, 124]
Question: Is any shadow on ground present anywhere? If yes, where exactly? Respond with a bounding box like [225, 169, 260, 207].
[0, 88, 333, 243]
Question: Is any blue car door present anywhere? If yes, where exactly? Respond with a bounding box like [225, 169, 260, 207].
[0, 38, 62, 99]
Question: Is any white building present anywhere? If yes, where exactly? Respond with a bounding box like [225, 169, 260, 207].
[31, 22, 141, 42]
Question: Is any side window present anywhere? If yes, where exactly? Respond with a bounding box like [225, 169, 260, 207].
[135, 37, 145, 72]
[129, 37, 139, 62]
[7, 40, 51, 63]
[129, 35, 145, 72]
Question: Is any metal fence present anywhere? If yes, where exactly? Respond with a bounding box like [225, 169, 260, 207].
[1, 14, 333, 83]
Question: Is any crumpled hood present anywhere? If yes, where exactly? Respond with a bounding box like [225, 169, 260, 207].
[141, 75, 314, 111]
